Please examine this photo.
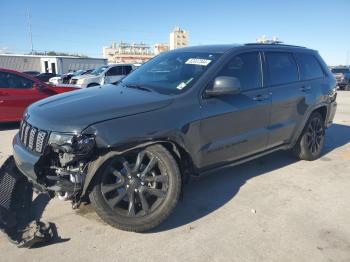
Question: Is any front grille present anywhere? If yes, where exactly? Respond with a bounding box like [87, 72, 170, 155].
[19, 121, 49, 154]
[70, 79, 78, 85]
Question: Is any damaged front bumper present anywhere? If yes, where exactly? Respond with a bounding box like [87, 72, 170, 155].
[12, 130, 92, 203]
[0, 156, 54, 248]
[12, 134, 45, 192]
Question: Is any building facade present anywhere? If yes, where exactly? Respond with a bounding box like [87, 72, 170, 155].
[154, 43, 170, 55]
[169, 27, 189, 50]
[103, 27, 188, 63]
[0, 54, 107, 74]
[103, 42, 155, 64]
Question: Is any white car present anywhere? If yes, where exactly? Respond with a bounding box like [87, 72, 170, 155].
[70, 64, 136, 88]
[49, 76, 62, 85]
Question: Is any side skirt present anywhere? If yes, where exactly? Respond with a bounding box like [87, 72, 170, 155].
[198, 144, 290, 176]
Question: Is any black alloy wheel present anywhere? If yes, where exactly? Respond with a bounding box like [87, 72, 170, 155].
[90, 144, 181, 232]
[101, 151, 169, 217]
[305, 117, 324, 155]
[293, 112, 325, 161]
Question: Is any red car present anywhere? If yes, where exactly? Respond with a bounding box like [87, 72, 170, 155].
[0, 68, 78, 122]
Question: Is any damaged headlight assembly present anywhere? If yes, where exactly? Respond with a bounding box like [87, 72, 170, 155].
[48, 132, 95, 155]
[46, 133, 95, 202]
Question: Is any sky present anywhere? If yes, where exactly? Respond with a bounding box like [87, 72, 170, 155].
[0, 0, 349, 65]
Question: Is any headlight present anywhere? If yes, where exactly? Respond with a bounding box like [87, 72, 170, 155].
[49, 133, 95, 154]
[49, 133, 74, 145]
[77, 79, 85, 85]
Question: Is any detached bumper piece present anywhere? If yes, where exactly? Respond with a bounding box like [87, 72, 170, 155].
[0, 156, 54, 248]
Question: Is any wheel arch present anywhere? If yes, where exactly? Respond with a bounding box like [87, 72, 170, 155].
[313, 105, 327, 123]
[81, 139, 195, 197]
[87, 82, 100, 87]
[290, 103, 329, 148]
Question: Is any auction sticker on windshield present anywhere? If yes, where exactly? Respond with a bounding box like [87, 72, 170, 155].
[185, 58, 212, 66]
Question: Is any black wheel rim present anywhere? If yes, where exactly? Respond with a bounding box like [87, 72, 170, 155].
[306, 118, 324, 155]
[100, 150, 169, 218]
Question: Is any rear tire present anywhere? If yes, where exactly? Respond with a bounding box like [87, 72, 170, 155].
[293, 112, 325, 161]
[89, 144, 181, 232]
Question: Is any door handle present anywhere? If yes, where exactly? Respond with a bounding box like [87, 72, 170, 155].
[253, 94, 270, 101]
[300, 86, 311, 92]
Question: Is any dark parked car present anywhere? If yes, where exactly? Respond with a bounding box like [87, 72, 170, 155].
[63, 69, 93, 84]
[331, 67, 350, 90]
[12, 44, 337, 232]
[22, 71, 40, 76]
[35, 72, 60, 83]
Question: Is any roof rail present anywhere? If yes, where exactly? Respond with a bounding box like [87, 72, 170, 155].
[245, 43, 306, 49]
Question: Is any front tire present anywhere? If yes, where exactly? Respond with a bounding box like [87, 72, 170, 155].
[89, 145, 181, 232]
[293, 112, 325, 161]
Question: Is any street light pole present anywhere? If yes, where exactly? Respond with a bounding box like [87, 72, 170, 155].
[26, 6, 34, 54]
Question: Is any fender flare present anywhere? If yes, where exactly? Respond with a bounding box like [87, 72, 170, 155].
[81, 140, 181, 197]
[289, 102, 329, 147]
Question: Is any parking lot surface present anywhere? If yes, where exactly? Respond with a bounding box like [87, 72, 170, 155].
[0, 93, 350, 262]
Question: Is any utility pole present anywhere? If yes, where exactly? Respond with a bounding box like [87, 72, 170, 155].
[26, 5, 34, 54]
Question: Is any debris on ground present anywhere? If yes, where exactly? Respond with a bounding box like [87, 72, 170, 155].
[0, 156, 55, 248]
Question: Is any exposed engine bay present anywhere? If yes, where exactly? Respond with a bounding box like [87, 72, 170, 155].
[24, 128, 97, 208]
[0, 128, 98, 248]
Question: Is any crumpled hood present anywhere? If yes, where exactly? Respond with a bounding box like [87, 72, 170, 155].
[26, 84, 173, 133]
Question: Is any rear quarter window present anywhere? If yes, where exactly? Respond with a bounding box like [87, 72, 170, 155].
[294, 53, 324, 80]
[265, 52, 299, 86]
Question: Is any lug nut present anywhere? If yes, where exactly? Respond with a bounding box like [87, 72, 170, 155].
[141, 182, 145, 185]
[126, 185, 129, 188]
[128, 176, 131, 179]
[134, 189, 138, 192]
[137, 174, 140, 177]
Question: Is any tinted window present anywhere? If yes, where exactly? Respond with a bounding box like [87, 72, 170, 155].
[106, 66, 123, 76]
[123, 66, 133, 75]
[266, 52, 298, 85]
[217, 52, 262, 91]
[295, 53, 324, 80]
[331, 68, 349, 74]
[0, 72, 34, 89]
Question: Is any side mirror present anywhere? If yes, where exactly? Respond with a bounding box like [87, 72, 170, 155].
[205, 76, 241, 97]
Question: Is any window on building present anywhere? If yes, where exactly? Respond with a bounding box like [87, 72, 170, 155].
[266, 52, 299, 86]
[294, 53, 324, 80]
[217, 52, 262, 91]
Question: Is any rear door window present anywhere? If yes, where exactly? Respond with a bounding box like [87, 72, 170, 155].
[294, 53, 324, 80]
[265, 52, 299, 86]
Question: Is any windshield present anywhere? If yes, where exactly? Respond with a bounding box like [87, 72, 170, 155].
[90, 65, 109, 76]
[73, 70, 85, 76]
[121, 51, 221, 94]
[331, 68, 349, 74]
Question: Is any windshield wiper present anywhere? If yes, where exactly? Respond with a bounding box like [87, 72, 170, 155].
[123, 82, 152, 92]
